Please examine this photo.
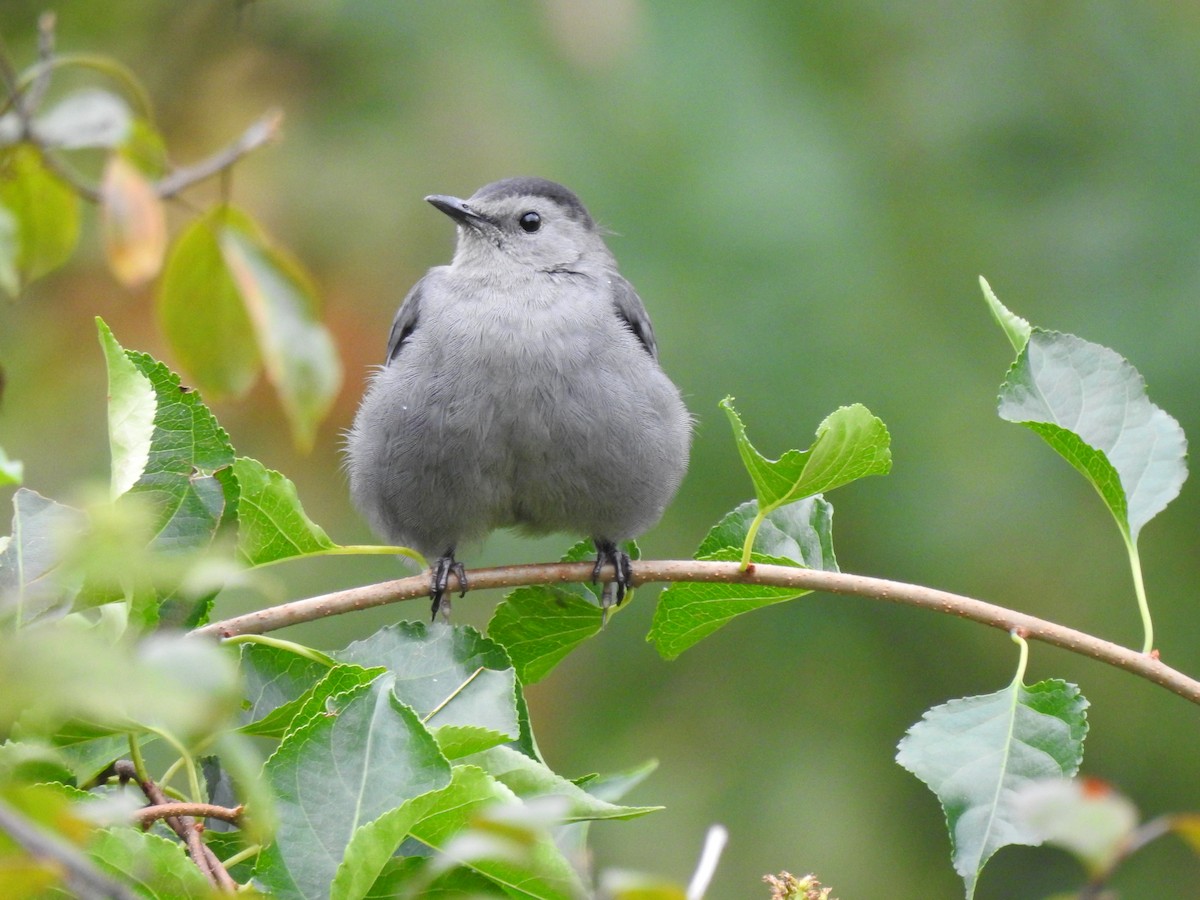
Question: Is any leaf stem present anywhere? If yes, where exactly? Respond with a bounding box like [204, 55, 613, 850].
[1009, 631, 1029, 687]
[1125, 537, 1153, 656]
[126, 732, 150, 784]
[191, 559, 1200, 705]
[222, 633, 336, 667]
[143, 726, 202, 804]
[740, 511, 766, 570]
[248, 543, 428, 570]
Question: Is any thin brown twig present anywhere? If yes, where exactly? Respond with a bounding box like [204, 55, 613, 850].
[134, 802, 244, 830]
[191, 559, 1200, 705]
[155, 109, 282, 199]
[0, 15, 278, 204]
[116, 761, 237, 892]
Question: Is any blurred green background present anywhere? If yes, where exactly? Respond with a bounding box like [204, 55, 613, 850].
[2, 2, 1199, 896]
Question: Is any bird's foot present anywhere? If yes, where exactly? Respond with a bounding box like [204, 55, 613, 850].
[430, 550, 467, 622]
[592, 539, 633, 625]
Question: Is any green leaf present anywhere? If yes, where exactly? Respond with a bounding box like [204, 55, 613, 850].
[648, 579, 803, 661]
[219, 212, 342, 451]
[0, 488, 88, 627]
[239, 641, 335, 725]
[998, 329, 1187, 542]
[0, 447, 24, 487]
[0, 739, 74, 786]
[0, 145, 80, 294]
[486, 540, 638, 685]
[696, 497, 838, 570]
[647, 497, 836, 660]
[86, 827, 215, 899]
[466, 745, 661, 823]
[337, 765, 587, 900]
[232, 457, 336, 566]
[243, 663, 385, 741]
[97, 318, 237, 555]
[0, 628, 240, 744]
[979, 276, 1031, 353]
[337, 623, 520, 759]
[255, 673, 452, 899]
[896, 679, 1089, 899]
[487, 586, 602, 685]
[158, 208, 261, 399]
[721, 397, 891, 515]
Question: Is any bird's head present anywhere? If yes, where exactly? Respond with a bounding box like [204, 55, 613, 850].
[427, 177, 608, 274]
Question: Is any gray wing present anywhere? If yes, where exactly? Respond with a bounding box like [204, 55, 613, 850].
[610, 275, 658, 359]
[384, 277, 426, 364]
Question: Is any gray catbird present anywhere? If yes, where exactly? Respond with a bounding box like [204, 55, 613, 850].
[346, 177, 691, 619]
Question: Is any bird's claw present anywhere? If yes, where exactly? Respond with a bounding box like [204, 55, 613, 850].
[592, 540, 633, 625]
[430, 551, 467, 622]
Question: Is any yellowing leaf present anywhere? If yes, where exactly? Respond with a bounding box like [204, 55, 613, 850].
[101, 154, 166, 287]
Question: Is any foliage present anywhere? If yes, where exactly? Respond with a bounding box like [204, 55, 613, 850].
[1, 15, 1198, 900]
[0, 19, 339, 447]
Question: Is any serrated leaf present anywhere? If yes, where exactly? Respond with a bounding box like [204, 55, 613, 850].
[896, 679, 1089, 898]
[0, 145, 80, 293]
[979, 276, 1031, 353]
[697, 497, 838, 570]
[488, 586, 602, 685]
[337, 623, 520, 759]
[336, 765, 587, 900]
[219, 214, 341, 451]
[239, 641, 335, 725]
[487, 540, 637, 685]
[998, 330, 1187, 542]
[0, 739, 74, 786]
[243, 663, 385, 741]
[721, 397, 891, 515]
[255, 673, 452, 899]
[647, 497, 836, 660]
[101, 154, 167, 287]
[32, 88, 132, 150]
[467, 745, 661, 823]
[233, 456, 336, 566]
[97, 318, 236, 554]
[648, 579, 804, 661]
[158, 207, 262, 398]
[0, 489, 88, 627]
[0, 447, 24, 486]
[87, 827, 215, 898]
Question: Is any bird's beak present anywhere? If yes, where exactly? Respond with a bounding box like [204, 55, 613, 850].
[425, 194, 492, 230]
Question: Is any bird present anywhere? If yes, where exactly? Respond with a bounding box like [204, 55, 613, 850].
[345, 176, 691, 620]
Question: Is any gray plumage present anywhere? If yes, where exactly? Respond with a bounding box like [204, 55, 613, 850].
[345, 177, 691, 618]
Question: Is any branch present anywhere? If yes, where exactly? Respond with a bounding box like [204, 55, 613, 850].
[115, 761, 237, 892]
[154, 109, 282, 198]
[133, 802, 244, 830]
[192, 559, 1200, 705]
[0, 14, 280, 203]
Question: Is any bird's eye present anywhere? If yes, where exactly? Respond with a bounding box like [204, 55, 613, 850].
[519, 211, 541, 233]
